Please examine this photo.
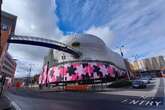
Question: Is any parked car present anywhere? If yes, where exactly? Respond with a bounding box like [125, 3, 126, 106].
[140, 77, 150, 84]
[146, 75, 152, 80]
[142, 74, 152, 80]
[132, 80, 147, 88]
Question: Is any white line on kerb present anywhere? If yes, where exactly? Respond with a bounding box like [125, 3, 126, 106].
[5, 95, 21, 110]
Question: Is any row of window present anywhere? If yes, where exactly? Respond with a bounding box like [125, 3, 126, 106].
[2, 65, 14, 75]
[4, 59, 15, 70]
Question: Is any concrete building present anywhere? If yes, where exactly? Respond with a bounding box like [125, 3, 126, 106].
[43, 49, 58, 67]
[129, 56, 165, 76]
[0, 11, 17, 88]
[0, 52, 16, 83]
[0, 11, 17, 61]
[39, 34, 128, 84]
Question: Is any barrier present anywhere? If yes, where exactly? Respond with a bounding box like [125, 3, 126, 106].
[64, 85, 90, 91]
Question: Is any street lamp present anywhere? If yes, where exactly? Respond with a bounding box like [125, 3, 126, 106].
[132, 54, 143, 78]
[117, 45, 131, 80]
[45, 61, 49, 87]
[27, 63, 35, 88]
[119, 45, 124, 57]
[61, 53, 66, 91]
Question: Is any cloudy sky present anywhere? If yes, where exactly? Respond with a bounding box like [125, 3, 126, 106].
[2, 0, 165, 77]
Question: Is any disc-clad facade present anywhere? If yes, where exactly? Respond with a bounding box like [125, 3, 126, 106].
[39, 34, 127, 84]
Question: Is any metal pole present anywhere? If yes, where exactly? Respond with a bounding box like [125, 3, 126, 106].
[134, 54, 142, 78]
[45, 61, 49, 87]
[120, 48, 124, 57]
[28, 64, 32, 88]
[62, 53, 65, 91]
[119, 45, 131, 80]
[119, 45, 124, 57]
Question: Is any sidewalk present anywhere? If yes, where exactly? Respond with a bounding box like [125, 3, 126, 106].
[0, 95, 12, 110]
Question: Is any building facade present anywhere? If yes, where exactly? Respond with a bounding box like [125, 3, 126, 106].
[0, 52, 16, 84]
[39, 34, 128, 85]
[0, 11, 17, 86]
[0, 11, 17, 61]
[129, 56, 165, 76]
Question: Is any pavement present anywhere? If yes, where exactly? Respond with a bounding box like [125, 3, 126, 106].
[3, 78, 165, 110]
[0, 95, 13, 110]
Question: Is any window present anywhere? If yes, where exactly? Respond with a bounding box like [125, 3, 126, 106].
[71, 42, 80, 48]
[1, 24, 8, 31]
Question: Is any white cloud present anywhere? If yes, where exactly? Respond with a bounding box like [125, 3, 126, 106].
[86, 26, 114, 48]
[2, 0, 63, 77]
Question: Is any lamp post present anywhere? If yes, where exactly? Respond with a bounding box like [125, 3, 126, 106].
[27, 64, 34, 88]
[45, 61, 49, 87]
[133, 54, 143, 78]
[119, 45, 124, 57]
[117, 45, 130, 80]
[61, 53, 66, 91]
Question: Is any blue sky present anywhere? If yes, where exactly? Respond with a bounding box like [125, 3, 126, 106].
[55, 0, 165, 59]
[2, 0, 165, 77]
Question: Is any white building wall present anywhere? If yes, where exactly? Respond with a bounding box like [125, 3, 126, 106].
[53, 34, 126, 70]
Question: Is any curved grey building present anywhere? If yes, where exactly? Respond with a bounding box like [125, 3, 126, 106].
[40, 34, 127, 84]
[54, 34, 126, 69]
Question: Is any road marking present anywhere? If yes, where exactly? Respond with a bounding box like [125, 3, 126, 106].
[155, 101, 162, 107]
[5, 94, 22, 110]
[11, 101, 21, 110]
[129, 100, 139, 105]
[145, 101, 153, 106]
[140, 96, 148, 99]
[138, 100, 145, 105]
[121, 99, 128, 103]
[121, 97, 163, 107]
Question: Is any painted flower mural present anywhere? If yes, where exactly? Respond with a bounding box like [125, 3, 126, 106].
[39, 62, 127, 84]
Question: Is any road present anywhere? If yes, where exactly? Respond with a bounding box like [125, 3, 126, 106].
[5, 78, 165, 110]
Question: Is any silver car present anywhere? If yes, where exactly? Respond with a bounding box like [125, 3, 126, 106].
[140, 77, 150, 84]
[132, 80, 147, 88]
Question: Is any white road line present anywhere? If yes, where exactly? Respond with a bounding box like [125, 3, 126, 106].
[5, 94, 22, 110]
[145, 101, 154, 106]
[138, 100, 146, 105]
[155, 101, 162, 107]
[140, 96, 148, 99]
[129, 100, 139, 105]
[121, 99, 128, 103]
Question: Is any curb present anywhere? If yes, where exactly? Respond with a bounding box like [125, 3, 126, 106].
[5, 93, 22, 110]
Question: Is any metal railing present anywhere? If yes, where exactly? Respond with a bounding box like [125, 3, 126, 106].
[9, 35, 68, 48]
[8, 34, 80, 57]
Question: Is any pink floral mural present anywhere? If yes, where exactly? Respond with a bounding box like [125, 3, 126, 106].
[39, 62, 127, 84]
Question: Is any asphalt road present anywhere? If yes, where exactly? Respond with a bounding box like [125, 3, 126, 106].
[5, 78, 165, 110]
